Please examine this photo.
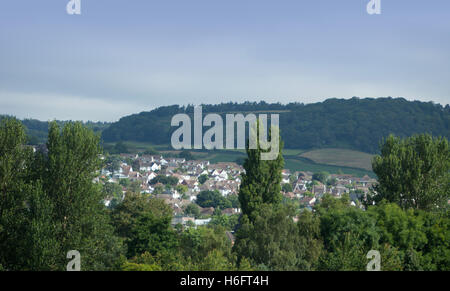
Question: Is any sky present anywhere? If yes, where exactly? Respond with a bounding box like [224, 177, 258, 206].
[0, 0, 449, 122]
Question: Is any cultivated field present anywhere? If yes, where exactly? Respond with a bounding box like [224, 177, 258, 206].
[300, 148, 374, 171]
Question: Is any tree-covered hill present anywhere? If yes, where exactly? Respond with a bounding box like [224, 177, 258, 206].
[0, 116, 110, 144]
[102, 97, 450, 154]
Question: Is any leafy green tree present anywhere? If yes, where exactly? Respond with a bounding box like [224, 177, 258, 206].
[119, 178, 131, 188]
[196, 190, 231, 210]
[316, 195, 380, 271]
[185, 203, 201, 218]
[121, 261, 162, 271]
[234, 204, 300, 270]
[103, 182, 123, 208]
[180, 226, 232, 266]
[312, 172, 329, 184]
[282, 183, 293, 193]
[110, 193, 174, 258]
[105, 155, 121, 175]
[296, 211, 324, 270]
[127, 211, 179, 258]
[43, 122, 124, 270]
[327, 178, 337, 186]
[153, 185, 164, 194]
[150, 175, 178, 186]
[179, 150, 194, 161]
[198, 174, 209, 185]
[176, 184, 188, 195]
[210, 214, 239, 230]
[128, 181, 142, 194]
[227, 194, 240, 209]
[1, 119, 124, 270]
[113, 141, 129, 154]
[370, 134, 450, 210]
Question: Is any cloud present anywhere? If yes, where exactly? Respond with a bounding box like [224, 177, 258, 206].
[0, 91, 143, 122]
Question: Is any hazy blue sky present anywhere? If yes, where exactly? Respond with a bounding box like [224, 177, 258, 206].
[1, 0, 449, 121]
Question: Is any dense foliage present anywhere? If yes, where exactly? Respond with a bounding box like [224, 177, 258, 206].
[101, 98, 450, 153]
[0, 118, 448, 271]
[370, 134, 450, 210]
[0, 118, 124, 270]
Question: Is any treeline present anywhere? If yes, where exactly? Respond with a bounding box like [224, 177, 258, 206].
[0, 115, 110, 145]
[102, 97, 450, 153]
[0, 118, 448, 271]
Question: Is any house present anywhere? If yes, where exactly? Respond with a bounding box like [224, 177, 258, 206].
[313, 184, 326, 196]
[194, 218, 211, 226]
[300, 196, 316, 206]
[221, 208, 240, 216]
[171, 216, 195, 227]
[332, 185, 349, 197]
[200, 207, 215, 216]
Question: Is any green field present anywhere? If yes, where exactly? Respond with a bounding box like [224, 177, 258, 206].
[300, 148, 374, 171]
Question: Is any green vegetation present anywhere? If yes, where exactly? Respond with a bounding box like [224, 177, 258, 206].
[0, 115, 110, 145]
[0, 118, 448, 271]
[196, 190, 237, 210]
[301, 148, 374, 171]
[369, 134, 450, 210]
[0, 118, 124, 270]
[101, 98, 450, 154]
[312, 172, 330, 183]
[198, 174, 209, 184]
[149, 175, 178, 186]
[238, 125, 284, 221]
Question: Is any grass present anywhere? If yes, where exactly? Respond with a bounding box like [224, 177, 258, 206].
[300, 148, 375, 171]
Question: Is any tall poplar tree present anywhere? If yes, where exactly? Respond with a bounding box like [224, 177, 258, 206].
[238, 124, 284, 220]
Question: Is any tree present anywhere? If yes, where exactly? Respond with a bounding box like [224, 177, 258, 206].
[296, 211, 324, 270]
[43, 122, 124, 270]
[233, 204, 300, 270]
[179, 150, 194, 161]
[180, 226, 232, 267]
[0, 119, 124, 270]
[196, 190, 231, 210]
[105, 155, 121, 176]
[238, 124, 284, 220]
[198, 174, 209, 185]
[128, 181, 142, 194]
[119, 178, 131, 188]
[185, 203, 201, 218]
[312, 172, 329, 184]
[316, 195, 380, 271]
[113, 141, 129, 154]
[176, 184, 188, 195]
[127, 211, 178, 258]
[370, 134, 450, 210]
[282, 183, 293, 193]
[110, 193, 174, 258]
[0, 118, 58, 270]
[150, 175, 178, 186]
[102, 182, 124, 208]
[327, 178, 337, 186]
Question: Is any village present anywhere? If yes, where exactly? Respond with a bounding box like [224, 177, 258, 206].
[98, 153, 378, 229]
